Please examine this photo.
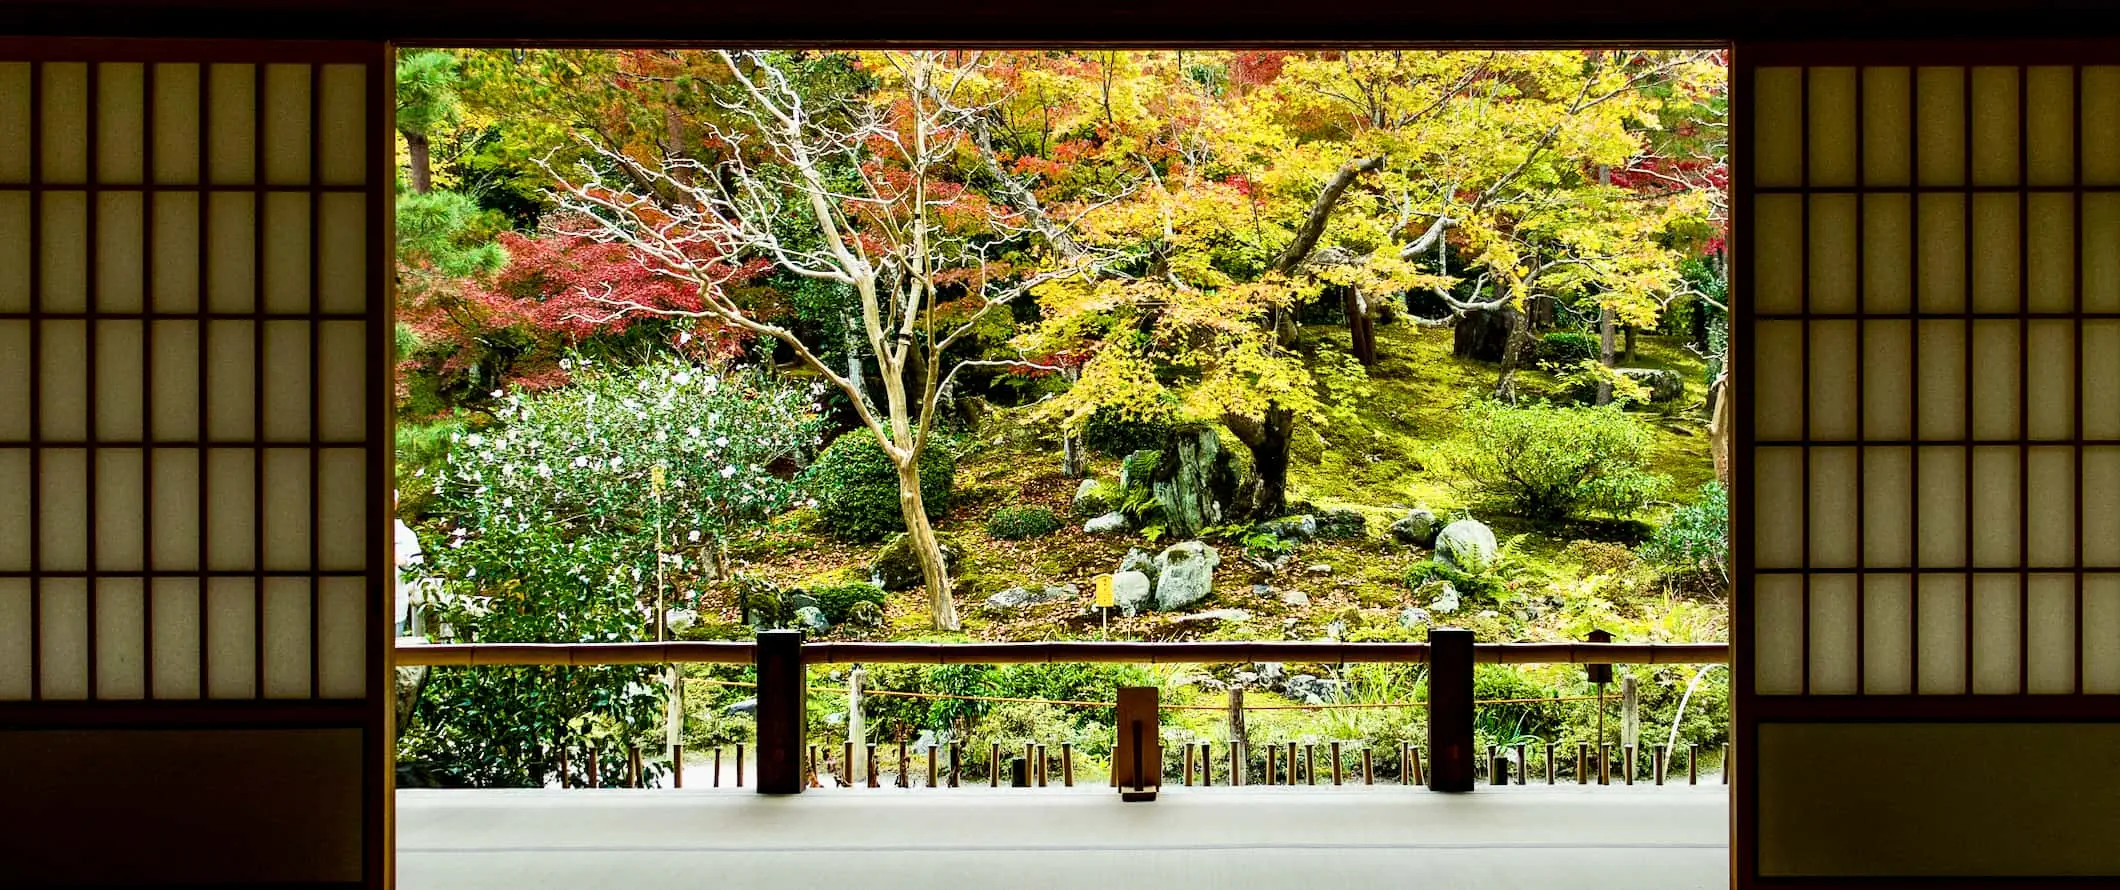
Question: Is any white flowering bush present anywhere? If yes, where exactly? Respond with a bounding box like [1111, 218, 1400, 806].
[399, 359, 825, 787]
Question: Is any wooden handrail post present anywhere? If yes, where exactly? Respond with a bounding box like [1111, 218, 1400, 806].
[1515, 743, 1527, 786]
[1577, 742, 1589, 785]
[1331, 742, 1343, 786]
[736, 744, 745, 788]
[1545, 742, 1556, 785]
[672, 745, 684, 789]
[1062, 743, 1075, 787]
[714, 747, 723, 787]
[752, 629, 805, 794]
[989, 743, 1000, 787]
[588, 746, 600, 789]
[1362, 747, 1373, 785]
[1426, 627, 1475, 792]
[1200, 742, 1211, 786]
[927, 744, 938, 788]
[1183, 742, 1195, 786]
[1286, 742, 1298, 785]
[1655, 744, 1667, 786]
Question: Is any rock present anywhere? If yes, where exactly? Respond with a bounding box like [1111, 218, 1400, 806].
[793, 606, 831, 633]
[870, 534, 960, 591]
[1071, 478, 1112, 517]
[1305, 563, 1333, 575]
[1151, 427, 1240, 539]
[1120, 547, 1156, 575]
[982, 584, 1078, 612]
[1282, 673, 1342, 704]
[1422, 580, 1461, 614]
[1111, 570, 1154, 616]
[664, 608, 698, 632]
[1279, 588, 1311, 607]
[1083, 511, 1132, 534]
[1397, 606, 1432, 628]
[1256, 662, 1287, 685]
[1233, 670, 1261, 686]
[1174, 608, 1251, 625]
[787, 592, 819, 612]
[1251, 584, 1278, 598]
[1390, 508, 1441, 547]
[1618, 367, 1686, 404]
[1152, 541, 1221, 612]
[1315, 508, 1367, 540]
[1253, 514, 1318, 542]
[724, 697, 758, 716]
[1435, 519, 1498, 572]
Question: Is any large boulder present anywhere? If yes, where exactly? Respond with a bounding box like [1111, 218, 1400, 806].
[982, 584, 1079, 613]
[1119, 547, 1156, 575]
[1110, 570, 1154, 616]
[1434, 519, 1498, 572]
[1618, 368, 1686, 404]
[1152, 541, 1221, 612]
[1151, 427, 1238, 539]
[870, 534, 961, 590]
[1315, 508, 1367, 540]
[793, 606, 832, 634]
[1390, 508, 1441, 547]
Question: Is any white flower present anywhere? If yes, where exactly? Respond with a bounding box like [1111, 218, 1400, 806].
[688, 530, 702, 543]
[714, 436, 730, 448]
[537, 463, 553, 479]
[674, 372, 693, 386]
[466, 566, 477, 578]
[573, 456, 589, 468]
[610, 455, 624, 469]
[686, 426, 702, 438]
[703, 376, 720, 393]
[465, 433, 484, 447]
[490, 389, 503, 399]
[721, 465, 738, 478]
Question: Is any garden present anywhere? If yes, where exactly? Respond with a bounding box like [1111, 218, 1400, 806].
[388, 48, 1732, 788]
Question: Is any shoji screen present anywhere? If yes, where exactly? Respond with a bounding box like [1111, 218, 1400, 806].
[0, 42, 390, 887]
[1739, 45, 2120, 885]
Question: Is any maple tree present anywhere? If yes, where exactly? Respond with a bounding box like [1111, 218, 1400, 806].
[550, 50, 1105, 630]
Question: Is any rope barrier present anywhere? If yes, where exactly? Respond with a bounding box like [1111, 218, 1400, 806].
[690, 677, 1606, 711]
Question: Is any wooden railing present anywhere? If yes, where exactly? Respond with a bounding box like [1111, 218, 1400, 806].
[392, 639, 1728, 667]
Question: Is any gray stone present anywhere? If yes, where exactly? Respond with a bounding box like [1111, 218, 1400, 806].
[724, 697, 758, 716]
[1305, 563, 1333, 575]
[1256, 662, 1287, 685]
[1279, 588, 1311, 607]
[1083, 511, 1131, 534]
[1423, 581, 1461, 614]
[1251, 584, 1278, 598]
[842, 600, 885, 628]
[1390, 509, 1441, 547]
[1071, 478, 1112, 517]
[787, 592, 819, 612]
[982, 584, 1078, 612]
[1282, 673, 1342, 704]
[1398, 606, 1433, 629]
[1111, 570, 1154, 616]
[1619, 367, 1686, 403]
[1435, 519, 1499, 572]
[664, 608, 699, 632]
[1120, 547, 1156, 576]
[794, 606, 831, 633]
[1253, 514, 1317, 542]
[1315, 508, 1367, 540]
[1152, 541, 1221, 612]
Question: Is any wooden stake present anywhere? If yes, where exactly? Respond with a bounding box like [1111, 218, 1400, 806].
[1623, 744, 1634, 786]
[588, 746, 600, 789]
[1286, 742, 1298, 785]
[1599, 744, 1611, 785]
[558, 747, 570, 789]
[736, 744, 745, 788]
[990, 743, 1001, 787]
[1721, 744, 1729, 784]
[1578, 742, 1589, 785]
[866, 744, 878, 788]
[714, 747, 722, 787]
[842, 742, 853, 787]
[1304, 743, 1316, 785]
[1515, 743, 1527, 786]
[1690, 743, 1699, 785]
[1183, 743, 1195, 786]
[897, 741, 909, 788]
[672, 745, 684, 789]
[1036, 744, 1048, 787]
[808, 745, 820, 789]
[1330, 742, 1343, 785]
[1411, 745, 1425, 786]
[1362, 747, 1374, 785]
[1062, 743, 1074, 787]
[950, 743, 961, 788]
[1655, 745, 1667, 786]
[1199, 742, 1211, 786]
[628, 746, 642, 788]
[1266, 743, 1276, 785]
[927, 745, 938, 788]
[1545, 742, 1556, 785]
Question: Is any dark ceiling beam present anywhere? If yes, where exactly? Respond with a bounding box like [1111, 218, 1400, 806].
[2, 0, 2119, 44]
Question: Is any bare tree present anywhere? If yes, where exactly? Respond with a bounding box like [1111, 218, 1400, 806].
[552, 50, 1099, 630]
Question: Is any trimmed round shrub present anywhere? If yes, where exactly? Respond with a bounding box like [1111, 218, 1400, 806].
[1082, 407, 1173, 458]
[804, 431, 955, 542]
[987, 505, 1064, 540]
[1538, 331, 1599, 367]
[810, 581, 887, 624]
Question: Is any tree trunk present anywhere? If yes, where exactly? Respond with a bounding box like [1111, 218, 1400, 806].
[896, 459, 959, 631]
[1492, 304, 1535, 403]
[1623, 325, 1637, 364]
[1595, 303, 1617, 406]
[404, 131, 433, 195]
[1062, 433, 1087, 478]
[1227, 405, 1295, 520]
[1343, 285, 1377, 366]
[1709, 372, 1733, 486]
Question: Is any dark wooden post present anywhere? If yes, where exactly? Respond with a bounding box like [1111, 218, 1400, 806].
[1361, 747, 1373, 785]
[672, 745, 684, 789]
[735, 744, 745, 788]
[753, 629, 806, 794]
[950, 743, 961, 788]
[1062, 743, 1074, 787]
[558, 746, 571, 789]
[1427, 627, 1475, 792]
[588, 746, 600, 788]
[1330, 742, 1343, 785]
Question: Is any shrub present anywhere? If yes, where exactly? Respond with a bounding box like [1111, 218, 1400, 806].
[987, 505, 1064, 540]
[1538, 331, 1599, 367]
[805, 430, 956, 542]
[810, 582, 887, 624]
[1081, 406, 1173, 457]
[1638, 481, 1731, 592]
[1447, 401, 1668, 521]
[1472, 665, 1566, 747]
[1119, 449, 1163, 489]
[401, 360, 823, 787]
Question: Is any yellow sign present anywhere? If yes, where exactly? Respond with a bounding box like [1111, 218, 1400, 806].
[651, 464, 667, 493]
[1093, 574, 1114, 609]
